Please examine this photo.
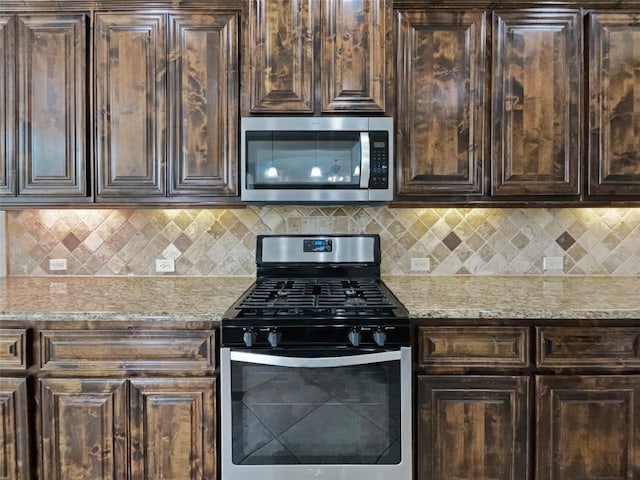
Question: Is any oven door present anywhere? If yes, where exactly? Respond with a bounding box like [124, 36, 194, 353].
[220, 347, 412, 480]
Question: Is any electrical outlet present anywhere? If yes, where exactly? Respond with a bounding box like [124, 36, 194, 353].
[155, 258, 175, 273]
[543, 256, 564, 271]
[410, 257, 430, 272]
[49, 258, 67, 271]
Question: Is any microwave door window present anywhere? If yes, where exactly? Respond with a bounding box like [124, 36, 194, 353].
[246, 132, 362, 188]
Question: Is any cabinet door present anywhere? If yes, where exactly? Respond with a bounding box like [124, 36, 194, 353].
[536, 375, 640, 480]
[95, 13, 166, 199]
[16, 15, 87, 198]
[492, 11, 581, 196]
[321, 0, 388, 112]
[245, 0, 316, 113]
[168, 13, 238, 197]
[0, 16, 15, 197]
[39, 378, 127, 480]
[0, 377, 30, 480]
[129, 378, 216, 480]
[396, 10, 485, 198]
[417, 375, 530, 480]
[588, 13, 640, 196]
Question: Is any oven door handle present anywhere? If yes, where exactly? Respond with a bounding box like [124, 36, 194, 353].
[229, 349, 403, 368]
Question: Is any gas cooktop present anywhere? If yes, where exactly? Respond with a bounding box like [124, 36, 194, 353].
[220, 234, 410, 348]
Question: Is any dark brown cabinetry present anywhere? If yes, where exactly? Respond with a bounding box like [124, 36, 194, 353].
[0, 324, 217, 480]
[394, 4, 640, 205]
[588, 12, 640, 198]
[416, 326, 531, 480]
[395, 10, 485, 199]
[417, 375, 530, 480]
[243, 0, 390, 114]
[536, 375, 640, 480]
[416, 323, 640, 480]
[492, 10, 581, 197]
[0, 14, 89, 204]
[0, 329, 30, 480]
[95, 11, 239, 204]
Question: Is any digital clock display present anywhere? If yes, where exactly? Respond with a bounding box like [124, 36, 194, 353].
[303, 239, 333, 253]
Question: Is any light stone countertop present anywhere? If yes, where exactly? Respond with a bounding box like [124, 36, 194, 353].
[383, 275, 640, 319]
[1, 275, 639, 322]
[0, 276, 254, 321]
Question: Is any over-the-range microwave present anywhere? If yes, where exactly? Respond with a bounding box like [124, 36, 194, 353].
[240, 116, 394, 203]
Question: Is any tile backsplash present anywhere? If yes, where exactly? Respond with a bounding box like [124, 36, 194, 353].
[5, 207, 640, 276]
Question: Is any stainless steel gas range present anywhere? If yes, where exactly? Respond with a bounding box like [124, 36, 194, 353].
[220, 234, 412, 480]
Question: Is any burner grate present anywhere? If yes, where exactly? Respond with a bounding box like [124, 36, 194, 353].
[236, 277, 396, 316]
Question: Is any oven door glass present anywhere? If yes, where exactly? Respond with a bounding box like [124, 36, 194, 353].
[220, 348, 412, 479]
[245, 131, 365, 189]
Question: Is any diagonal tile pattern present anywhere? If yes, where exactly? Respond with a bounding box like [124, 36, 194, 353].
[5, 207, 640, 276]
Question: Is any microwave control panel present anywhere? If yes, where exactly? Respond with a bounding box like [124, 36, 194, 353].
[369, 132, 389, 189]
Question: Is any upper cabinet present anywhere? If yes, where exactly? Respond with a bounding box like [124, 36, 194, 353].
[394, 5, 640, 204]
[243, 0, 391, 114]
[95, 11, 239, 204]
[395, 10, 486, 199]
[492, 10, 582, 198]
[1, 14, 90, 205]
[588, 12, 640, 198]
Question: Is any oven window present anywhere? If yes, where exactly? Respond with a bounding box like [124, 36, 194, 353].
[245, 131, 362, 188]
[230, 360, 401, 465]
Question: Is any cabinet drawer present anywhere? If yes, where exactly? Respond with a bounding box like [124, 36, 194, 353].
[40, 330, 215, 374]
[0, 328, 28, 371]
[418, 326, 530, 369]
[536, 327, 640, 369]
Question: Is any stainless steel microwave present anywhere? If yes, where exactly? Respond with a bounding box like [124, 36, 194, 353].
[241, 117, 394, 203]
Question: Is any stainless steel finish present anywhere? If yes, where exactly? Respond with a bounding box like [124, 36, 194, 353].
[229, 349, 402, 368]
[241, 116, 393, 203]
[220, 346, 412, 480]
[260, 235, 376, 263]
[359, 132, 370, 189]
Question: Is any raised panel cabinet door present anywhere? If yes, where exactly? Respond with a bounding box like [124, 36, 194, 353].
[39, 378, 127, 480]
[589, 13, 640, 196]
[0, 377, 30, 480]
[95, 13, 166, 198]
[492, 11, 581, 196]
[246, 0, 317, 112]
[168, 13, 238, 197]
[0, 16, 15, 197]
[17, 15, 87, 198]
[129, 378, 216, 480]
[417, 375, 530, 480]
[395, 10, 485, 198]
[536, 375, 640, 480]
[321, 0, 388, 112]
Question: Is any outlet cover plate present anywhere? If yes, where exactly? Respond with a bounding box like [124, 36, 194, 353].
[156, 258, 175, 273]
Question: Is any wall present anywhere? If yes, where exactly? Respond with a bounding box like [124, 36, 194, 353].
[5, 207, 640, 276]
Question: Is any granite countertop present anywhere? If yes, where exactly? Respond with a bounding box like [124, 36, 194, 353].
[384, 275, 640, 319]
[0, 276, 254, 321]
[1, 275, 639, 322]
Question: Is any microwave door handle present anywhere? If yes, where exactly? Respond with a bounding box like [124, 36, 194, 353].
[359, 132, 370, 188]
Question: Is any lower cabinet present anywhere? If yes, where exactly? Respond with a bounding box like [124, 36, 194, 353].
[415, 324, 640, 480]
[0, 325, 217, 480]
[536, 375, 640, 480]
[0, 377, 30, 480]
[417, 375, 530, 480]
[39, 377, 216, 480]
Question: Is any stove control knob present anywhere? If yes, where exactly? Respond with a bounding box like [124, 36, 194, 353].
[373, 328, 387, 347]
[243, 328, 257, 347]
[348, 328, 361, 347]
[268, 330, 282, 348]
